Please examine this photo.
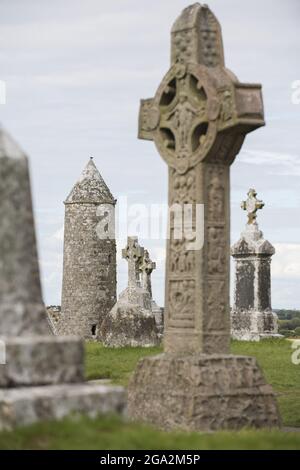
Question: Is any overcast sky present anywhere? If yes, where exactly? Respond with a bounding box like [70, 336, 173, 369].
[1, 0, 300, 309]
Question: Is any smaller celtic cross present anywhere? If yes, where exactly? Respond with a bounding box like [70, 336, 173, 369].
[122, 237, 144, 289]
[241, 189, 264, 225]
[139, 250, 156, 297]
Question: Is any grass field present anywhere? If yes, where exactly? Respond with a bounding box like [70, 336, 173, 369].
[0, 415, 299, 450]
[86, 338, 300, 427]
[232, 339, 300, 428]
[0, 338, 299, 449]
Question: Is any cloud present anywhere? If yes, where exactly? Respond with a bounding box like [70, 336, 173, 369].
[0, 12, 146, 50]
[32, 67, 162, 88]
[240, 149, 300, 176]
[272, 243, 300, 279]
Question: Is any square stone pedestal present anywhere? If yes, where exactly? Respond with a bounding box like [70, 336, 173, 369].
[128, 354, 281, 431]
[0, 383, 125, 431]
[0, 336, 126, 431]
[231, 310, 283, 341]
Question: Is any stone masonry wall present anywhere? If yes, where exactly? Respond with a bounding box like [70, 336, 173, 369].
[58, 202, 116, 339]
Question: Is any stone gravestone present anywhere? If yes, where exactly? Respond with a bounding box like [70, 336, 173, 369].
[140, 250, 164, 335]
[0, 126, 52, 338]
[231, 189, 281, 341]
[99, 237, 159, 347]
[128, 4, 280, 431]
[0, 126, 125, 430]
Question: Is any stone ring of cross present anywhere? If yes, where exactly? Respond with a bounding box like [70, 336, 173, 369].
[145, 63, 224, 174]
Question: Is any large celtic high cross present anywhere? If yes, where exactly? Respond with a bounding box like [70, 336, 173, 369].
[139, 3, 265, 354]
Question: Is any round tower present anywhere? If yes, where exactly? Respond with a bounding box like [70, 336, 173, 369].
[59, 158, 116, 339]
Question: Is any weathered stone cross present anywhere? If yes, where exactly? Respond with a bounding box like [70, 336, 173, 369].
[129, 3, 280, 432]
[241, 188, 264, 225]
[138, 3, 265, 354]
[139, 250, 156, 297]
[122, 236, 144, 290]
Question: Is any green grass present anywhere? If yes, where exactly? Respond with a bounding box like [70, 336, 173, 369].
[232, 339, 300, 427]
[0, 414, 299, 450]
[0, 338, 299, 449]
[86, 338, 300, 427]
[85, 342, 162, 386]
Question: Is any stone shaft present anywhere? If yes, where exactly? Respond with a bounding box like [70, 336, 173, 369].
[165, 162, 232, 354]
[233, 241, 273, 313]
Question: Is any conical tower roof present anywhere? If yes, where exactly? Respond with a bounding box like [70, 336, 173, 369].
[65, 157, 115, 204]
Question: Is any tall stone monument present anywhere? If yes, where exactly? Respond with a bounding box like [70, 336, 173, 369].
[58, 158, 117, 339]
[0, 126, 52, 337]
[231, 189, 280, 341]
[0, 126, 125, 430]
[128, 4, 280, 431]
[99, 237, 159, 347]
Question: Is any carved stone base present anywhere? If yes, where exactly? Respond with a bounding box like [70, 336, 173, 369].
[231, 309, 282, 341]
[127, 353, 281, 431]
[99, 302, 159, 348]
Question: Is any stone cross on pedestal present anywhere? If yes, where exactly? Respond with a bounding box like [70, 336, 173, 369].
[231, 189, 281, 341]
[139, 250, 156, 297]
[122, 237, 144, 290]
[128, 3, 280, 431]
[241, 188, 264, 225]
[99, 237, 159, 347]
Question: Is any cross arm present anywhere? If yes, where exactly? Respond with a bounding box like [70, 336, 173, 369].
[255, 200, 265, 210]
[233, 83, 265, 133]
[138, 98, 160, 141]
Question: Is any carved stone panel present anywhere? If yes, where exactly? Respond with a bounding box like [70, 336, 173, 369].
[168, 279, 196, 329]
